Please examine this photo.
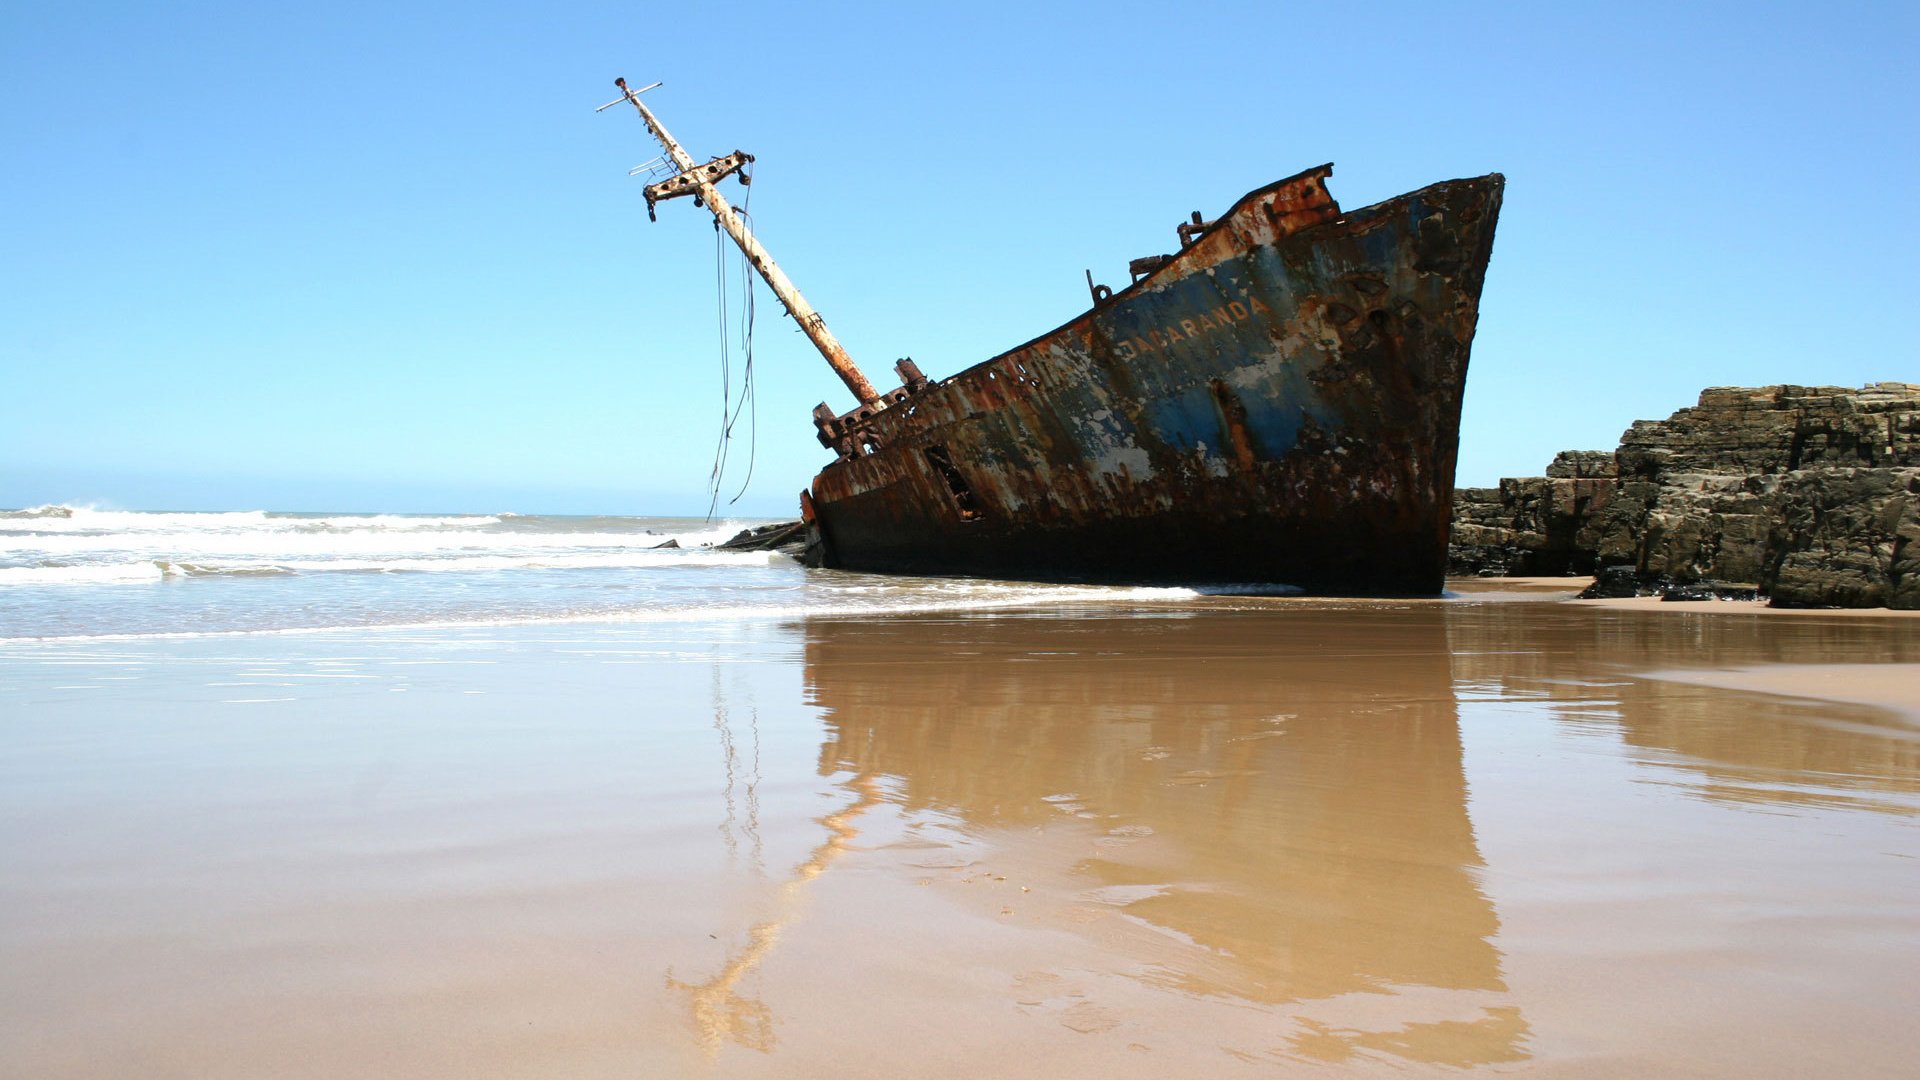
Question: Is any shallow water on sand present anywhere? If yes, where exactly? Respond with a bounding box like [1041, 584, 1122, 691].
[2, 597, 1917, 1077]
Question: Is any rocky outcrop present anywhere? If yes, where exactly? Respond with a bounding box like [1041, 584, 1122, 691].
[1448, 451, 1617, 576]
[1450, 383, 1920, 608]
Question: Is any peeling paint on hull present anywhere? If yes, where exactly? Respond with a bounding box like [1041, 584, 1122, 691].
[807, 166, 1504, 593]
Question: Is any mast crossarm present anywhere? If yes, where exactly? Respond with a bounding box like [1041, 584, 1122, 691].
[643, 150, 755, 221]
[607, 76, 884, 408]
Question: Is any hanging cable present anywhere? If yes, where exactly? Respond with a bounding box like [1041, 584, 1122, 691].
[727, 164, 758, 503]
[705, 164, 760, 517]
[706, 219, 731, 520]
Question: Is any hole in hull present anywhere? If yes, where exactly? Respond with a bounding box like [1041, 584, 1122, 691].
[923, 445, 983, 522]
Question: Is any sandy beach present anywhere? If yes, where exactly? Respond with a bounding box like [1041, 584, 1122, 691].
[1573, 594, 1920, 618]
[3, 590, 1918, 1077]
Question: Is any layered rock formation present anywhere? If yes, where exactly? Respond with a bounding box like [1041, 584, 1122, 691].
[1450, 383, 1920, 608]
[1450, 451, 1616, 577]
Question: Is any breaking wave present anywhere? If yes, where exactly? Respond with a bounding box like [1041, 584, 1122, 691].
[0, 506, 1305, 640]
[0, 549, 785, 587]
[1, 507, 761, 566]
[0, 506, 514, 534]
[13, 581, 1222, 642]
[0, 562, 174, 586]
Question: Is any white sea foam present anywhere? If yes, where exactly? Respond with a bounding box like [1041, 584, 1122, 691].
[0, 562, 171, 586]
[0, 548, 783, 586]
[0, 504, 79, 519]
[0, 506, 1292, 641]
[5, 581, 1213, 642]
[13, 532, 722, 558]
[0, 505, 756, 538]
[235, 551, 786, 574]
[5, 511, 771, 564]
[275, 514, 507, 531]
[0, 506, 509, 534]
[1, 507, 277, 532]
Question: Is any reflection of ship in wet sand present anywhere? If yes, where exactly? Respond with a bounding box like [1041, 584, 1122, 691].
[801, 610, 1527, 1067]
[1446, 605, 1920, 814]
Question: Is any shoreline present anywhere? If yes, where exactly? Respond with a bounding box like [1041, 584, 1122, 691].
[1570, 594, 1920, 618]
[1448, 577, 1920, 618]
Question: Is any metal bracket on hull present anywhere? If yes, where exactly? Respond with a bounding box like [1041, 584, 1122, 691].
[1085, 270, 1115, 306]
[813, 358, 933, 458]
[1177, 210, 1218, 247]
[1128, 254, 1174, 282]
[1122, 214, 1219, 283]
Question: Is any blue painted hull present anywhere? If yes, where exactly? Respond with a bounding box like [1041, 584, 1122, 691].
[807, 167, 1504, 592]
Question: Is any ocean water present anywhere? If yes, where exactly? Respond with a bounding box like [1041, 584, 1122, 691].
[0, 506, 1221, 640]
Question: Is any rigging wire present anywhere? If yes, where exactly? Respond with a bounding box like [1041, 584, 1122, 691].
[704, 164, 760, 518]
[706, 218, 731, 520]
[727, 166, 758, 503]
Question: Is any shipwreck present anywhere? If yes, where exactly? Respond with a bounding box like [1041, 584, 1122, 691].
[604, 79, 1503, 593]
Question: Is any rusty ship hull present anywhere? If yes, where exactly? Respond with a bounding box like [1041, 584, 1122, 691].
[802, 165, 1504, 593]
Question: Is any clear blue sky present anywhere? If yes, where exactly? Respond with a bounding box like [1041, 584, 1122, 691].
[3, 0, 1913, 515]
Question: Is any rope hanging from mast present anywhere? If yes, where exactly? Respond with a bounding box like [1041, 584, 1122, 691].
[705, 166, 758, 519]
[729, 168, 759, 503]
[604, 78, 883, 409]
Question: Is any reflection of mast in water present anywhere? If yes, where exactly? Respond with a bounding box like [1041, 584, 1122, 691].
[710, 666, 739, 865]
[747, 702, 764, 870]
[708, 666, 767, 872]
[802, 612, 1528, 1067]
[668, 771, 883, 1055]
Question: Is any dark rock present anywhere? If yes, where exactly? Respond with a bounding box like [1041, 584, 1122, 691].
[714, 520, 811, 555]
[1455, 383, 1920, 608]
[1446, 468, 1614, 577]
[1578, 565, 1654, 599]
[1544, 450, 1618, 480]
[651, 538, 680, 549]
[1764, 468, 1919, 608]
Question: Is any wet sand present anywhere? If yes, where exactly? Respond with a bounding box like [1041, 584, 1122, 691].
[3, 597, 1918, 1077]
[1447, 575, 1592, 594]
[1645, 664, 1920, 722]
[1574, 594, 1920, 618]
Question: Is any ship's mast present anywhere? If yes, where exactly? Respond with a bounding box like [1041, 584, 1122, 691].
[605, 78, 881, 407]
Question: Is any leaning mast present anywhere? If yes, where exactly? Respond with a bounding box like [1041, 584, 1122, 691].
[602, 78, 881, 408]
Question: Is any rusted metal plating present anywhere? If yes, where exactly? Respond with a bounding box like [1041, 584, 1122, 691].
[811, 358, 931, 456]
[804, 164, 1506, 592]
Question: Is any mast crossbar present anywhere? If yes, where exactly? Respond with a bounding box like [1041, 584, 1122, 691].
[608, 77, 881, 407]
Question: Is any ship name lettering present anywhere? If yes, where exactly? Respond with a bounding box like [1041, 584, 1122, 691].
[1114, 295, 1269, 356]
